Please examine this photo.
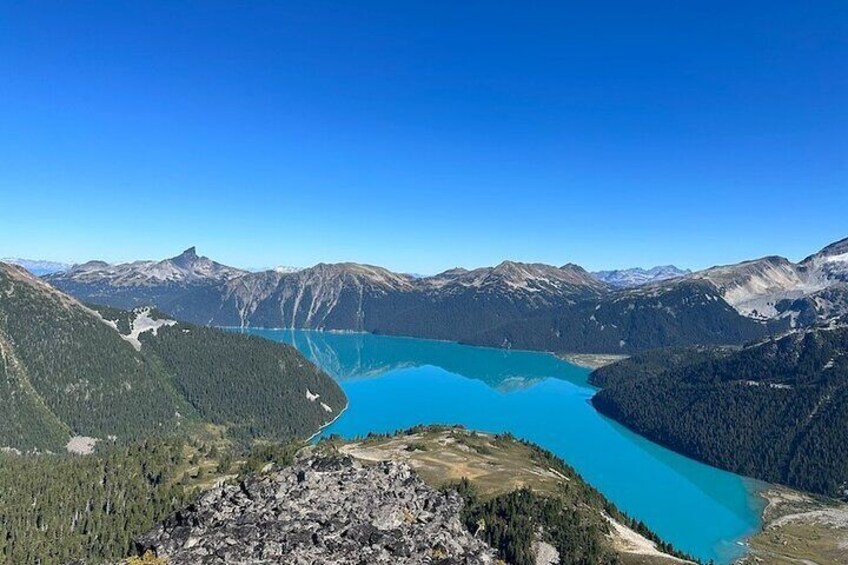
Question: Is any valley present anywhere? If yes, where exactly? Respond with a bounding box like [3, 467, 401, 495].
[2, 236, 847, 565]
[248, 327, 763, 563]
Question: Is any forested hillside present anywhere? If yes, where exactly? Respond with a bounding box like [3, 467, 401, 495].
[0, 439, 189, 564]
[0, 263, 345, 452]
[0, 264, 188, 451]
[140, 324, 346, 441]
[0, 263, 347, 563]
[590, 325, 848, 497]
[464, 280, 775, 353]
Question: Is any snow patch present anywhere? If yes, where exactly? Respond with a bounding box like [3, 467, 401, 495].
[320, 402, 333, 413]
[823, 251, 848, 264]
[120, 308, 177, 351]
[66, 436, 98, 455]
[306, 389, 320, 402]
[741, 380, 793, 390]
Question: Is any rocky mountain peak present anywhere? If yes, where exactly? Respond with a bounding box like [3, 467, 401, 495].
[175, 246, 198, 259]
[299, 262, 415, 290]
[47, 248, 248, 287]
[560, 262, 588, 273]
[169, 246, 200, 270]
[799, 237, 848, 286]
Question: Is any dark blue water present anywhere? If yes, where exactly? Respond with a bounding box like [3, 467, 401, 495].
[242, 328, 764, 563]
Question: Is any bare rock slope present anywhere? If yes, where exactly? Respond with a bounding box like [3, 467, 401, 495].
[135, 455, 497, 565]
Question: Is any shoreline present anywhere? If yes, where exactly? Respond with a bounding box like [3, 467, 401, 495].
[737, 487, 848, 564]
[558, 353, 630, 370]
[225, 325, 624, 368]
[243, 325, 768, 564]
[305, 401, 349, 443]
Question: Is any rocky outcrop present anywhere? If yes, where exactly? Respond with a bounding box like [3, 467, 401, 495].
[135, 456, 497, 564]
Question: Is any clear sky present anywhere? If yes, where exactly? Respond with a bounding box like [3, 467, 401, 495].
[1, 1, 845, 274]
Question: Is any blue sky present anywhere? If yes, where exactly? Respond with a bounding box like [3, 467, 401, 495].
[1, 1, 845, 274]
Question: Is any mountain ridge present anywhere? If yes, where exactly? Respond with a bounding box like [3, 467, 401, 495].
[591, 265, 691, 287]
[43, 236, 848, 353]
[0, 258, 70, 276]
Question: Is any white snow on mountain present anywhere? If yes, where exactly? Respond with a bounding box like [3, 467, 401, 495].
[273, 265, 303, 274]
[592, 266, 691, 288]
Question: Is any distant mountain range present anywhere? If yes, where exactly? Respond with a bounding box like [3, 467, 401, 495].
[43, 237, 848, 354]
[591, 265, 690, 287]
[1, 258, 70, 276]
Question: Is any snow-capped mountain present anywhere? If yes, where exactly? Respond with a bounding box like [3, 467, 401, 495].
[1, 258, 70, 276]
[273, 265, 303, 274]
[218, 262, 417, 327]
[799, 236, 848, 284]
[591, 265, 690, 287]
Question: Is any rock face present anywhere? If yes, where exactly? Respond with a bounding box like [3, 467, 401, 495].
[135, 456, 497, 564]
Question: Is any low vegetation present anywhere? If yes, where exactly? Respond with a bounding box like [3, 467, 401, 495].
[329, 425, 693, 565]
[741, 488, 848, 565]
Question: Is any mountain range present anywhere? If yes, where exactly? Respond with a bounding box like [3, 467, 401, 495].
[43, 237, 848, 354]
[1, 258, 70, 276]
[591, 265, 691, 287]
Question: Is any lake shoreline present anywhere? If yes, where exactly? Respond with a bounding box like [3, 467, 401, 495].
[305, 401, 350, 443]
[558, 353, 630, 370]
[247, 327, 765, 564]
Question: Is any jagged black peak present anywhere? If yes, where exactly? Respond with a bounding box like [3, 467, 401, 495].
[172, 246, 199, 263]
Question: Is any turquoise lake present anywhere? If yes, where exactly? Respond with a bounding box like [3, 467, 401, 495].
[243, 328, 765, 564]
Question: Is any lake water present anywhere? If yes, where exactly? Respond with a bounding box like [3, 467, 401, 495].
[243, 328, 764, 564]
